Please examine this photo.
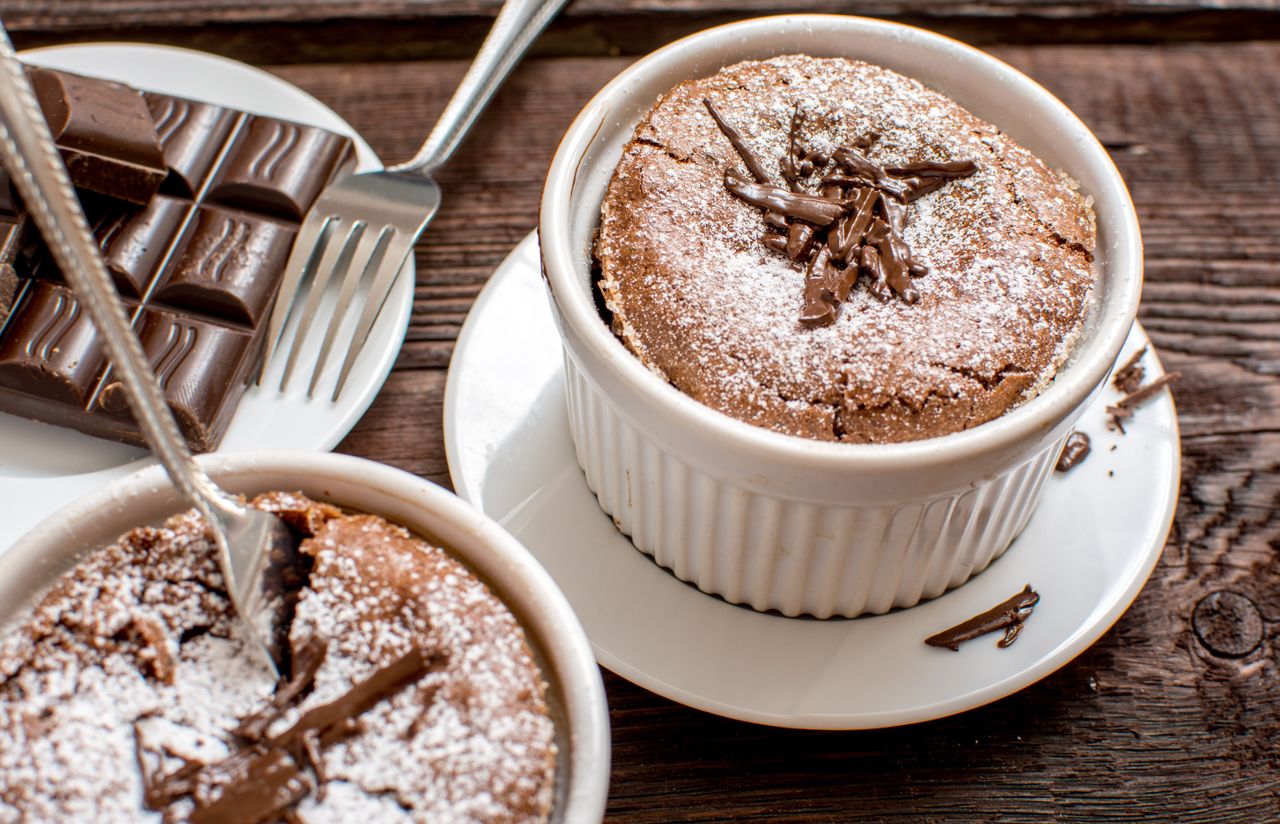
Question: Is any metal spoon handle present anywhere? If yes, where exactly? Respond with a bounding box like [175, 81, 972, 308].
[390, 0, 570, 178]
[0, 28, 237, 521]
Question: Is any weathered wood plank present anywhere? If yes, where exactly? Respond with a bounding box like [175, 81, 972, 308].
[8, 0, 1280, 63]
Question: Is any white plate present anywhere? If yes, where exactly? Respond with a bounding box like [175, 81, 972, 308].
[0, 44, 413, 551]
[445, 232, 1181, 730]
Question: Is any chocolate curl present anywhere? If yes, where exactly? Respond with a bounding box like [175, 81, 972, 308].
[800, 246, 836, 327]
[868, 218, 920, 305]
[786, 222, 816, 261]
[925, 585, 1040, 651]
[724, 169, 846, 227]
[883, 160, 978, 179]
[1112, 346, 1148, 393]
[779, 106, 829, 191]
[762, 233, 789, 254]
[703, 98, 770, 184]
[764, 212, 789, 231]
[860, 244, 890, 301]
[887, 160, 977, 203]
[828, 187, 877, 262]
[830, 147, 910, 199]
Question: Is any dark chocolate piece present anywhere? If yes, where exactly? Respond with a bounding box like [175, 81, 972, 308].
[96, 307, 258, 452]
[141, 645, 446, 823]
[207, 115, 354, 220]
[26, 67, 167, 205]
[150, 206, 296, 326]
[0, 72, 357, 453]
[724, 169, 846, 227]
[1112, 346, 1148, 394]
[82, 195, 189, 297]
[145, 93, 240, 197]
[1055, 430, 1091, 472]
[924, 584, 1040, 651]
[1106, 372, 1181, 432]
[0, 281, 112, 406]
[703, 98, 770, 185]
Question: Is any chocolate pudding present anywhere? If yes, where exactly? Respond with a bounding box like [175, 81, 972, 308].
[595, 55, 1096, 443]
[0, 492, 556, 823]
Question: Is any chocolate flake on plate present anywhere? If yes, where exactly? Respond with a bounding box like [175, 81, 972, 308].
[1055, 430, 1091, 472]
[705, 99, 977, 326]
[1107, 371, 1181, 433]
[924, 584, 1040, 651]
[1112, 345, 1148, 394]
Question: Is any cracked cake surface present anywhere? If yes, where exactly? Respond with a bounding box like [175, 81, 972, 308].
[0, 492, 556, 824]
[594, 54, 1096, 443]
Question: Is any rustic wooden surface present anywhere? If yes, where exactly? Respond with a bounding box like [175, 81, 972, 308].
[10, 2, 1280, 820]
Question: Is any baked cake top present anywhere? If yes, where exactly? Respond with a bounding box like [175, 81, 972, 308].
[595, 54, 1096, 443]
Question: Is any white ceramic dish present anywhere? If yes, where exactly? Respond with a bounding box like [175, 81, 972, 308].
[446, 232, 1179, 729]
[0, 44, 414, 552]
[538, 16, 1144, 617]
[0, 450, 610, 822]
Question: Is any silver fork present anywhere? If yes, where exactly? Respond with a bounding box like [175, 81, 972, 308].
[262, 0, 571, 402]
[0, 31, 293, 676]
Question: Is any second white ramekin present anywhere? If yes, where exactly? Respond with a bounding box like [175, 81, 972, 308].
[0, 451, 610, 823]
[539, 15, 1143, 618]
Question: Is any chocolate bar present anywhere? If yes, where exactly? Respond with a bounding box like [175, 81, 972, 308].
[0, 71, 355, 452]
[27, 67, 168, 205]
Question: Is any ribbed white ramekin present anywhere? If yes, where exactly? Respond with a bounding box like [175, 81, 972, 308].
[539, 15, 1143, 618]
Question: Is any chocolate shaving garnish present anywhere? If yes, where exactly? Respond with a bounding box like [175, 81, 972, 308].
[800, 246, 837, 327]
[828, 187, 877, 260]
[779, 106, 828, 191]
[724, 169, 846, 226]
[1055, 430, 1091, 472]
[1112, 346, 1148, 393]
[188, 747, 313, 824]
[234, 636, 328, 741]
[1106, 372, 1181, 431]
[763, 233, 789, 254]
[883, 160, 979, 179]
[786, 222, 816, 261]
[713, 103, 976, 325]
[140, 645, 447, 823]
[925, 585, 1040, 651]
[702, 98, 770, 185]
[831, 148, 910, 200]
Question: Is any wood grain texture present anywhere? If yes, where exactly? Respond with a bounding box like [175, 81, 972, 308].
[8, 0, 1280, 63]
[309, 40, 1280, 821]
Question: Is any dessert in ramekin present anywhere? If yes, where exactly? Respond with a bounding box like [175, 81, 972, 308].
[539, 16, 1142, 618]
[0, 452, 609, 823]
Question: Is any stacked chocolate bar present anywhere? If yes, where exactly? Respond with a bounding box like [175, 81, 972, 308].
[0, 67, 355, 451]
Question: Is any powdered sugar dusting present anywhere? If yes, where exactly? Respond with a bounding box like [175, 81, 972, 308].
[0, 494, 555, 824]
[596, 55, 1095, 443]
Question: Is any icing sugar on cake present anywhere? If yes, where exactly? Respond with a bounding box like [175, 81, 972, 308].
[595, 54, 1096, 443]
[0, 492, 556, 824]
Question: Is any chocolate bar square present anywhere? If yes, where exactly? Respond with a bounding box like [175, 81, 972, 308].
[0, 69, 356, 452]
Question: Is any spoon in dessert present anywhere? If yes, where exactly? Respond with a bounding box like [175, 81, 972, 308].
[0, 27, 292, 676]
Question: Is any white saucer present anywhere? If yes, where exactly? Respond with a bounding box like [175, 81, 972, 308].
[0, 44, 413, 552]
[444, 232, 1180, 729]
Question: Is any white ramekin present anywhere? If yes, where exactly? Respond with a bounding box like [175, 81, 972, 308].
[0, 451, 610, 824]
[539, 15, 1143, 618]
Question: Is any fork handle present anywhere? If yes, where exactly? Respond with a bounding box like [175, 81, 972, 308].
[388, 0, 570, 178]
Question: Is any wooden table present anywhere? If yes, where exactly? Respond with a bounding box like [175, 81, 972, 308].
[9, 2, 1279, 820]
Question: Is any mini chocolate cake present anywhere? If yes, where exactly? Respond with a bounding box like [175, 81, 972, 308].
[595, 55, 1096, 443]
[0, 493, 556, 823]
